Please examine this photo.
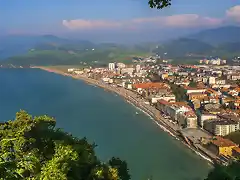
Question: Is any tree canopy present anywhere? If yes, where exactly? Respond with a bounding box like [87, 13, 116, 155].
[205, 162, 240, 180]
[0, 110, 130, 180]
[148, 0, 171, 9]
[1, 110, 240, 180]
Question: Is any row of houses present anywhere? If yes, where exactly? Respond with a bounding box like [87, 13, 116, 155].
[157, 100, 197, 128]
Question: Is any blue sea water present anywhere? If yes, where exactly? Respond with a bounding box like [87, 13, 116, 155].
[0, 69, 211, 180]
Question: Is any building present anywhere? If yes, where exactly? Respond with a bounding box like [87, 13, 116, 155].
[108, 63, 116, 71]
[204, 119, 240, 136]
[184, 87, 206, 94]
[232, 147, 240, 157]
[133, 83, 170, 94]
[136, 64, 141, 73]
[208, 136, 237, 156]
[200, 114, 218, 127]
[208, 77, 216, 85]
[150, 94, 176, 104]
[215, 79, 226, 85]
[188, 92, 207, 102]
[157, 100, 197, 128]
[121, 68, 135, 75]
[116, 63, 126, 69]
[231, 74, 240, 81]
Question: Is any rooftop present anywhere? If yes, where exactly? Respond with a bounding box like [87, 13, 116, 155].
[211, 136, 237, 147]
[233, 147, 240, 153]
[210, 119, 239, 125]
[133, 82, 169, 89]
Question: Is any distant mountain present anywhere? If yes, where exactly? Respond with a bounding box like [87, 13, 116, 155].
[189, 26, 240, 45]
[153, 38, 213, 57]
[0, 35, 93, 59]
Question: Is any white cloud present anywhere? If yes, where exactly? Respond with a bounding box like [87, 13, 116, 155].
[62, 5, 240, 30]
[133, 14, 222, 28]
[226, 5, 240, 22]
[62, 19, 122, 30]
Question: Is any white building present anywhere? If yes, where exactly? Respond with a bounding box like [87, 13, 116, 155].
[204, 120, 240, 136]
[200, 114, 218, 127]
[117, 63, 126, 69]
[208, 77, 216, 85]
[136, 64, 141, 73]
[108, 63, 116, 71]
[215, 79, 226, 85]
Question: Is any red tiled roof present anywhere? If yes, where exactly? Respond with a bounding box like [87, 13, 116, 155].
[157, 99, 172, 105]
[133, 82, 168, 89]
[233, 147, 240, 153]
[212, 136, 237, 147]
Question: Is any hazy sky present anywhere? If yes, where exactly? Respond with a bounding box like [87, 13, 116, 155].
[0, 0, 240, 42]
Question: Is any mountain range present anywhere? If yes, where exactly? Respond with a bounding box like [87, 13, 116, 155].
[0, 26, 240, 65]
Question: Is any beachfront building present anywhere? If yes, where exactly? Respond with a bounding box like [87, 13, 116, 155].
[150, 94, 176, 104]
[157, 100, 197, 128]
[133, 82, 170, 96]
[204, 119, 240, 136]
[208, 136, 238, 157]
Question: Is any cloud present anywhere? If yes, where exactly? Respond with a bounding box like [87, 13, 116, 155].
[226, 5, 240, 22]
[63, 14, 222, 30]
[63, 5, 240, 30]
[62, 19, 122, 30]
[133, 14, 222, 28]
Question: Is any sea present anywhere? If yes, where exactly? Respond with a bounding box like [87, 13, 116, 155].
[0, 68, 211, 180]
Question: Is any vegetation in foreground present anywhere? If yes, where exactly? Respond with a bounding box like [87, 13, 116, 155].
[226, 131, 240, 145]
[1, 110, 240, 180]
[0, 110, 130, 180]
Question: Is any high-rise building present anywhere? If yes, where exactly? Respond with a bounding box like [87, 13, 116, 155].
[136, 64, 141, 73]
[108, 63, 116, 71]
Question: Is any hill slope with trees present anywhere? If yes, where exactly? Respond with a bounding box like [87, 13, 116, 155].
[0, 110, 130, 180]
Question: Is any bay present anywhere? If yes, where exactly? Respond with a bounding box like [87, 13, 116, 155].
[0, 69, 211, 180]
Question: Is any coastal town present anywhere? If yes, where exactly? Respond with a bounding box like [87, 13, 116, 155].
[37, 56, 240, 166]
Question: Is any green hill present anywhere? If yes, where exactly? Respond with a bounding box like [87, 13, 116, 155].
[153, 38, 213, 57]
[2, 47, 150, 66]
[189, 26, 240, 45]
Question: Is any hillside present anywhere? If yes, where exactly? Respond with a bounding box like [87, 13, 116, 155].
[189, 26, 240, 45]
[153, 38, 214, 58]
[1, 47, 150, 67]
[1, 26, 240, 65]
[0, 35, 94, 59]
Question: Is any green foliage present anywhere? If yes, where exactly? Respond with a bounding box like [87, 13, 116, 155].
[170, 83, 187, 102]
[0, 110, 130, 180]
[225, 131, 240, 145]
[2, 47, 149, 66]
[189, 81, 197, 88]
[205, 162, 240, 180]
[148, 0, 171, 9]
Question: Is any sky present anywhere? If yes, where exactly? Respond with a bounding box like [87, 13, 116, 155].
[0, 0, 240, 42]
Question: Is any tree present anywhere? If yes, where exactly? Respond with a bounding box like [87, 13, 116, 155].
[148, 0, 171, 9]
[0, 110, 130, 180]
[189, 80, 197, 88]
[205, 162, 240, 180]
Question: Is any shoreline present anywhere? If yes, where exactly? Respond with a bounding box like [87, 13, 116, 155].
[34, 66, 215, 165]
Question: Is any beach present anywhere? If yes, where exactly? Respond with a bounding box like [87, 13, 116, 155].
[34, 66, 215, 165]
